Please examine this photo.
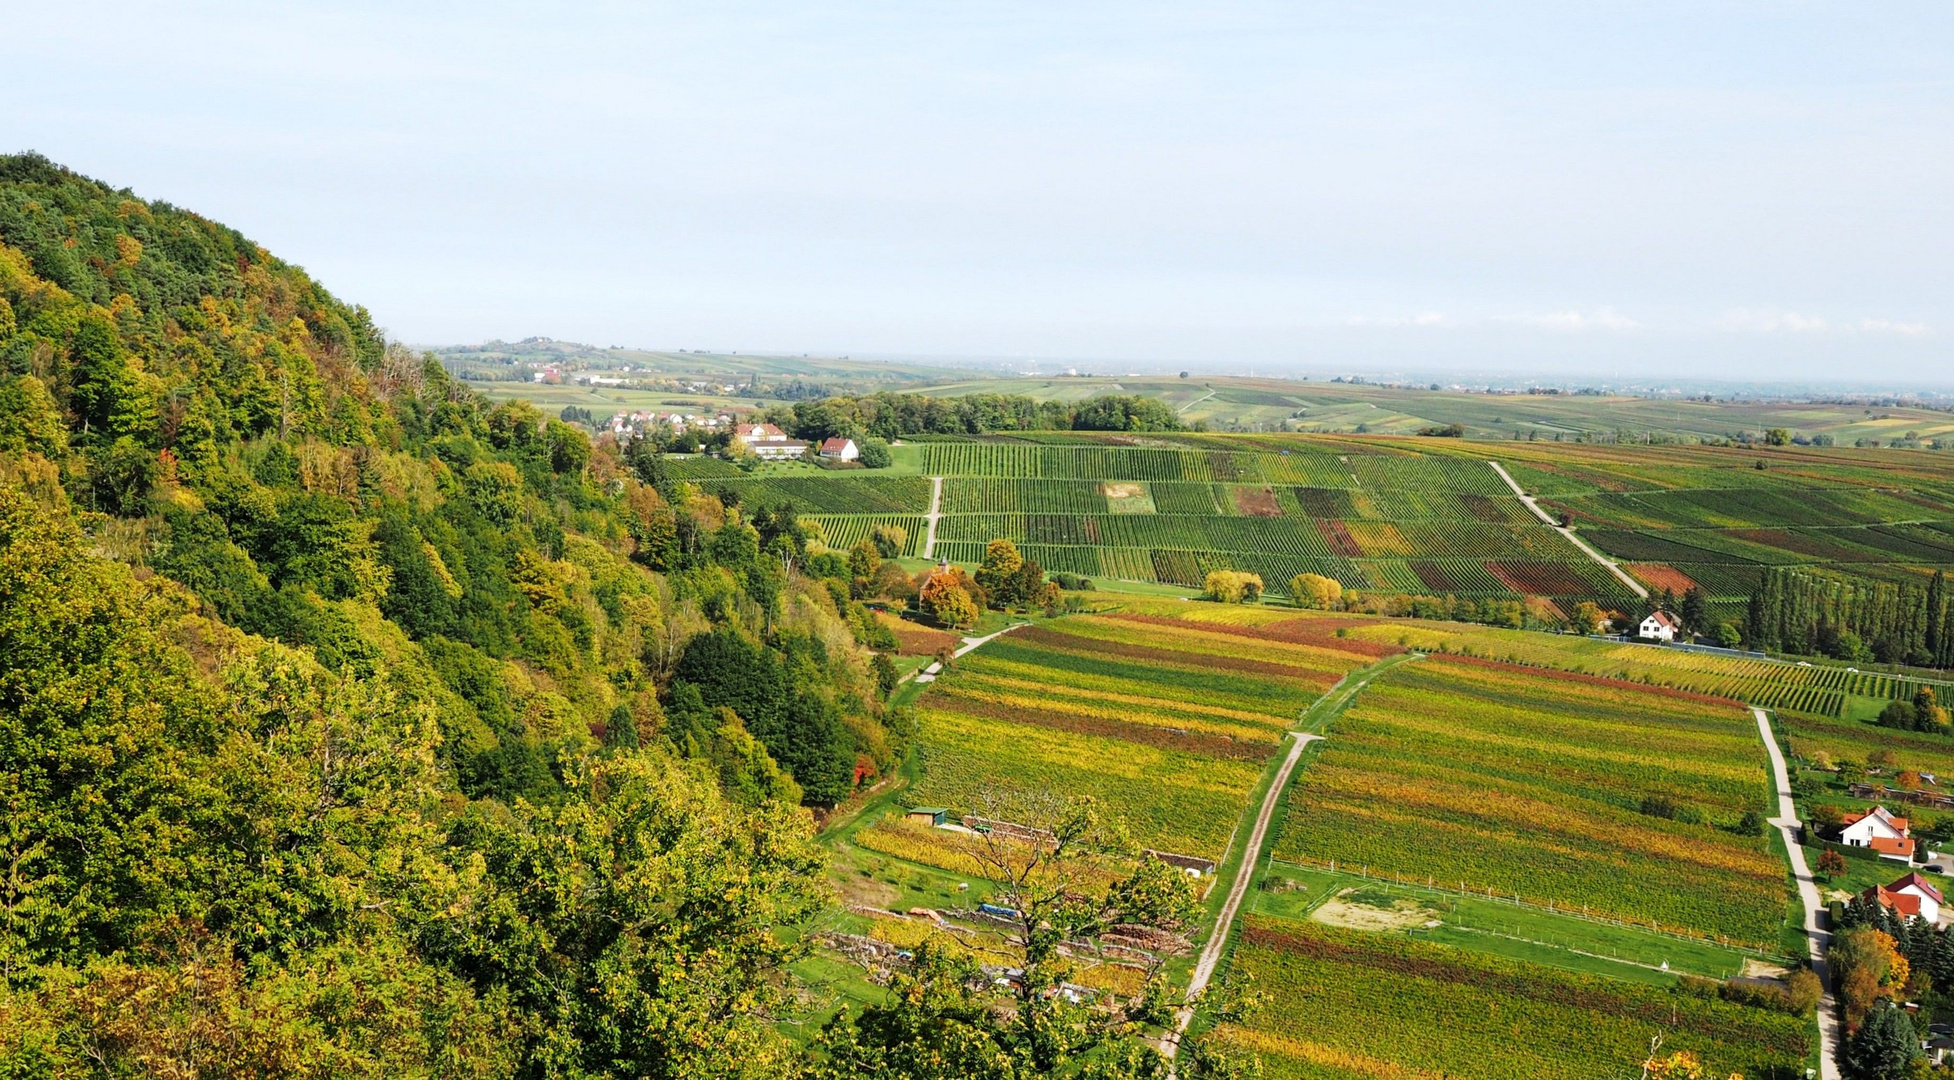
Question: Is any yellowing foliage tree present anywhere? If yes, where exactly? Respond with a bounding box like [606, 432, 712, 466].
[1205, 570, 1263, 604]
[1571, 600, 1606, 635]
[1289, 572, 1341, 610]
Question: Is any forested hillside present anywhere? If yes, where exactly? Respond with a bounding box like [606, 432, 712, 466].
[0, 154, 901, 1074]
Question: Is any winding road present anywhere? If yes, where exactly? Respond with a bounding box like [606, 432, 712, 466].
[1488, 460, 1648, 599]
[1753, 705, 1840, 1079]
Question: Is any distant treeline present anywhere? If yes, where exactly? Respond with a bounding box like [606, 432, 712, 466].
[1747, 566, 1954, 668]
[756, 391, 1185, 441]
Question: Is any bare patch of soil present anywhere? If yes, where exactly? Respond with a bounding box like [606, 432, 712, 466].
[1233, 486, 1283, 517]
[1310, 889, 1443, 932]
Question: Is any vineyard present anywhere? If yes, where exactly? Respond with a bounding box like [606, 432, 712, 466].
[803, 515, 927, 557]
[1329, 614, 1954, 717]
[1211, 917, 1810, 1080]
[903, 442, 1631, 601]
[900, 614, 1386, 860]
[666, 434, 1954, 615]
[1272, 658, 1787, 946]
[1432, 439, 1954, 604]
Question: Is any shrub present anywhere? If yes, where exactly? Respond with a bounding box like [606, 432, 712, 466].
[856, 437, 892, 468]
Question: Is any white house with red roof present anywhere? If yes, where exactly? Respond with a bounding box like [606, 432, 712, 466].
[1863, 871, 1944, 924]
[1639, 610, 1680, 641]
[818, 437, 859, 462]
[1840, 805, 1916, 861]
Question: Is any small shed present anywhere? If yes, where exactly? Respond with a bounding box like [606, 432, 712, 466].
[906, 806, 949, 827]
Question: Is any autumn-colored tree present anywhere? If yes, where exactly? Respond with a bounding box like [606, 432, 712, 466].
[1205, 570, 1264, 604]
[974, 538, 1023, 595]
[1818, 848, 1849, 877]
[919, 569, 979, 628]
[1833, 927, 1909, 1028]
[1571, 600, 1606, 635]
[1290, 572, 1342, 610]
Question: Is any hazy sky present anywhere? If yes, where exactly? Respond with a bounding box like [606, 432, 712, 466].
[6, 2, 1952, 381]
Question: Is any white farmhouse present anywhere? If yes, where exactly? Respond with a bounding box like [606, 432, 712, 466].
[818, 437, 859, 462]
[1840, 805, 1916, 860]
[734, 422, 808, 460]
[1639, 610, 1679, 641]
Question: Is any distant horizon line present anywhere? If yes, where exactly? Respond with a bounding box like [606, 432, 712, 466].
[414, 338, 1954, 399]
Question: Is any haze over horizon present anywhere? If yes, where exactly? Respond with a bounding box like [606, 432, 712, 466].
[7, 2, 1951, 383]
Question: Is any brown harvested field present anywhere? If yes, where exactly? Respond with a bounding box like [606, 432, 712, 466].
[1627, 562, 1700, 594]
[876, 611, 964, 656]
[1318, 519, 1364, 557]
[1233, 485, 1283, 517]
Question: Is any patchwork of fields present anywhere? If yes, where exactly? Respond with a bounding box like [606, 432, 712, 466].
[1458, 440, 1954, 604]
[885, 612, 1388, 861]
[902, 441, 1636, 601]
[1272, 657, 1785, 945]
[676, 435, 1954, 616]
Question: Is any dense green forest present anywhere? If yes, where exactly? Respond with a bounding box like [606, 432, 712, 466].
[0, 153, 934, 1075]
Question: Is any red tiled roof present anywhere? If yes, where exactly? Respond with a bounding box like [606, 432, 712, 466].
[820, 437, 853, 452]
[1868, 836, 1918, 858]
[1866, 885, 1925, 917]
[1891, 872, 1945, 904]
[1843, 807, 1911, 834]
[1645, 611, 1678, 629]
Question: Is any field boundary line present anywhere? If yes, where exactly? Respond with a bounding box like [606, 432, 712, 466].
[1754, 705, 1840, 1080]
[1487, 460, 1649, 599]
[1163, 650, 1419, 1063]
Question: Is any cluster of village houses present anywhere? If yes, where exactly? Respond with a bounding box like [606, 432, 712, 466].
[1836, 804, 1951, 924]
[602, 410, 733, 439]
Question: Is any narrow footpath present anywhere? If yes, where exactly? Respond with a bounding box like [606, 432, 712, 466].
[922, 476, 943, 559]
[1488, 460, 1648, 599]
[1163, 652, 1420, 1062]
[1753, 705, 1840, 1080]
